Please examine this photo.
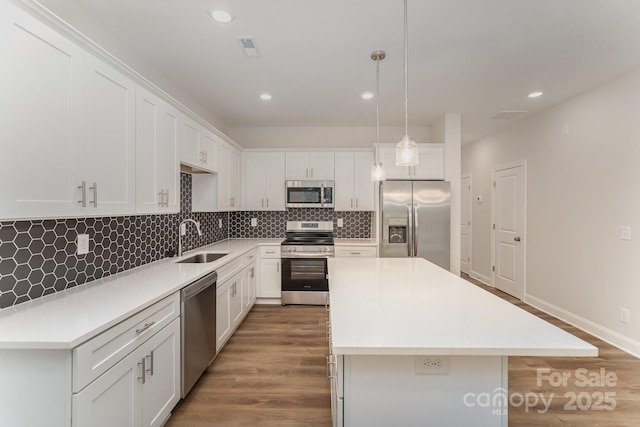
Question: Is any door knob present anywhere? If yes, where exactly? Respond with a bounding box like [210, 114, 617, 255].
[514, 237, 521, 242]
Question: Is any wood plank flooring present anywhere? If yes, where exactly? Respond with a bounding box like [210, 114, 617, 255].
[166, 277, 640, 426]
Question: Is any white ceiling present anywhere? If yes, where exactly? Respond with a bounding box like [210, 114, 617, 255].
[38, 0, 640, 144]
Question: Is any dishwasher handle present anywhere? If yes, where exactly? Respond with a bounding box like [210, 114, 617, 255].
[181, 271, 218, 300]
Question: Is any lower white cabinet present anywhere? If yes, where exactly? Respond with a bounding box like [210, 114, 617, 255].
[243, 262, 257, 311]
[258, 246, 281, 299]
[73, 318, 180, 427]
[335, 245, 378, 258]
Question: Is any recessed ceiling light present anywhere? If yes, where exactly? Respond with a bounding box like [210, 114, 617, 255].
[361, 92, 374, 100]
[209, 9, 234, 23]
[260, 93, 272, 101]
[528, 91, 543, 98]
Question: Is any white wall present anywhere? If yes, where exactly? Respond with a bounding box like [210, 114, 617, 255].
[462, 68, 640, 356]
[228, 126, 432, 149]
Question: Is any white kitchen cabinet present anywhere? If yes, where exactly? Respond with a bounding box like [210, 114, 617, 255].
[135, 86, 179, 214]
[244, 152, 286, 210]
[244, 262, 257, 311]
[178, 114, 217, 173]
[0, 4, 135, 219]
[379, 144, 445, 180]
[334, 152, 374, 211]
[216, 140, 241, 211]
[73, 317, 180, 427]
[258, 246, 281, 299]
[335, 245, 377, 258]
[216, 271, 245, 352]
[285, 152, 335, 180]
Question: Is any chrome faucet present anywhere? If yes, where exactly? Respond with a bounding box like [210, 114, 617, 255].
[178, 219, 203, 257]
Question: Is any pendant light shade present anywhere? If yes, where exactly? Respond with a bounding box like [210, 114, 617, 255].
[370, 50, 386, 182]
[396, 0, 418, 167]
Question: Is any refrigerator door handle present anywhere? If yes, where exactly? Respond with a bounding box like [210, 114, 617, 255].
[407, 203, 413, 257]
[414, 202, 419, 256]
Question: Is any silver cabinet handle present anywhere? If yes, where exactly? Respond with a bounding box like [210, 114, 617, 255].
[89, 182, 98, 207]
[356, 198, 359, 209]
[146, 351, 154, 376]
[135, 321, 155, 334]
[138, 357, 146, 384]
[311, 168, 314, 178]
[158, 190, 165, 206]
[77, 181, 87, 207]
[277, 262, 280, 273]
[514, 237, 521, 242]
[350, 252, 361, 255]
[266, 198, 269, 208]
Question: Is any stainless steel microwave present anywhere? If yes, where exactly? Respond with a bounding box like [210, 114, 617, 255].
[285, 181, 334, 208]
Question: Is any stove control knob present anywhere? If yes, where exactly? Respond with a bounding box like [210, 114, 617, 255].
[292, 247, 297, 252]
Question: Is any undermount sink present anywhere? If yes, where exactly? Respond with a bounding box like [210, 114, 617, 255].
[177, 252, 229, 264]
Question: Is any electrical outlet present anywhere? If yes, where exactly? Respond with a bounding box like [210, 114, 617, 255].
[77, 234, 89, 255]
[415, 356, 449, 375]
[251, 218, 257, 227]
[620, 308, 630, 324]
[337, 218, 344, 227]
[621, 226, 631, 241]
[218, 219, 223, 229]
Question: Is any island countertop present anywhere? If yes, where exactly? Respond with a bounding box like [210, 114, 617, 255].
[327, 257, 598, 357]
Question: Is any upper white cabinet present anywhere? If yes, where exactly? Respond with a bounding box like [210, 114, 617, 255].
[379, 145, 444, 180]
[334, 152, 374, 211]
[285, 152, 334, 180]
[0, 5, 84, 219]
[244, 152, 286, 211]
[178, 115, 218, 173]
[216, 140, 240, 211]
[0, 5, 137, 219]
[135, 87, 179, 214]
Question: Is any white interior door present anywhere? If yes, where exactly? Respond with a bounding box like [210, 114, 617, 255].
[460, 175, 472, 275]
[492, 162, 526, 299]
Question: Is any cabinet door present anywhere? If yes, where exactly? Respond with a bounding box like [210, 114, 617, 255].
[353, 152, 374, 211]
[179, 114, 201, 168]
[228, 146, 240, 210]
[217, 142, 230, 211]
[157, 104, 180, 212]
[309, 152, 335, 180]
[83, 54, 136, 216]
[141, 318, 180, 427]
[412, 146, 445, 179]
[0, 5, 84, 219]
[73, 347, 141, 427]
[259, 259, 281, 298]
[200, 130, 219, 172]
[244, 263, 257, 310]
[285, 152, 310, 180]
[378, 147, 411, 179]
[334, 152, 355, 211]
[216, 281, 231, 352]
[229, 273, 244, 325]
[245, 153, 266, 210]
[264, 152, 286, 210]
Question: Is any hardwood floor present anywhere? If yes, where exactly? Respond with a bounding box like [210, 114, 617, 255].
[166, 277, 640, 426]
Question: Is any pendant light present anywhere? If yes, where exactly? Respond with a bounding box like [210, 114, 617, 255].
[395, 0, 418, 166]
[371, 50, 386, 182]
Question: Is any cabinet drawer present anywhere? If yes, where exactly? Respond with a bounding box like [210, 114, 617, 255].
[260, 246, 281, 259]
[335, 246, 377, 257]
[216, 257, 243, 285]
[242, 249, 257, 267]
[72, 293, 180, 392]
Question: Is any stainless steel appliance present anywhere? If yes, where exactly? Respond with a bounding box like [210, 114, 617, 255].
[285, 180, 334, 208]
[180, 271, 217, 398]
[380, 180, 451, 270]
[281, 221, 334, 305]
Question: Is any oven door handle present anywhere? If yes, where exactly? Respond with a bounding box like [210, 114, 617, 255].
[281, 253, 334, 259]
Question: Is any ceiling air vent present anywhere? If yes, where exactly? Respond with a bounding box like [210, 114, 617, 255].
[492, 110, 527, 120]
[237, 37, 260, 58]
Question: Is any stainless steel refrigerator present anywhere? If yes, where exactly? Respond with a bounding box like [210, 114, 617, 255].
[380, 180, 451, 270]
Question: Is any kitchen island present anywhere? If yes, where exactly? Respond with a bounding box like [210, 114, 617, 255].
[327, 258, 597, 427]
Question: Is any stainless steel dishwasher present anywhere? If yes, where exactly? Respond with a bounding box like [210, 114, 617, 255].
[181, 271, 217, 398]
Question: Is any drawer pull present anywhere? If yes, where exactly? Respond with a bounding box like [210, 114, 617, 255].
[135, 321, 156, 334]
[350, 252, 361, 255]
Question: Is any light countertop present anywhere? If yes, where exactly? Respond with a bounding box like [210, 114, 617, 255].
[334, 238, 377, 246]
[328, 258, 598, 357]
[0, 238, 282, 350]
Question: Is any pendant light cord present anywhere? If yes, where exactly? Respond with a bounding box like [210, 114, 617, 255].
[403, 0, 409, 137]
[375, 57, 380, 163]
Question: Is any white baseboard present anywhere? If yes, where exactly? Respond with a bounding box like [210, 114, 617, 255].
[470, 270, 492, 286]
[255, 297, 282, 305]
[525, 293, 640, 359]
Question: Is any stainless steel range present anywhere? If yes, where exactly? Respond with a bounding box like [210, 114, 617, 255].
[281, 221, 334, 305]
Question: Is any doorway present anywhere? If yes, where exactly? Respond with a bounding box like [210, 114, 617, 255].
[492, 161, 526, 299]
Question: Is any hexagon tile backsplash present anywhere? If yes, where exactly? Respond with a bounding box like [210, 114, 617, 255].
[0, 173, 372, 310]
